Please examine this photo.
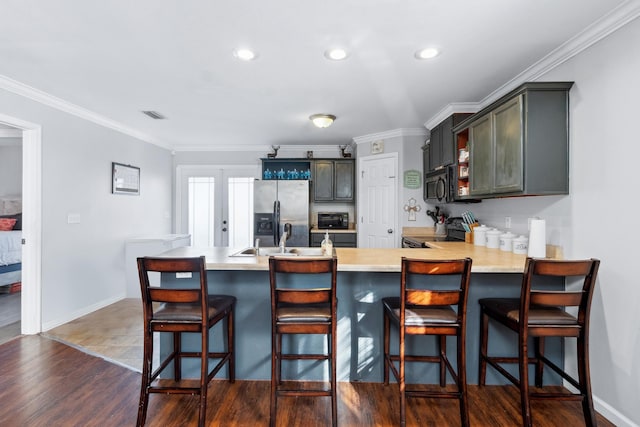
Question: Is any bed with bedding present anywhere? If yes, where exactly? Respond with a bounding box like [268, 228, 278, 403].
[0, 201, 22, 290]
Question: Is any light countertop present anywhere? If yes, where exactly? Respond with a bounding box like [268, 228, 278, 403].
[156, 243, 532, 273]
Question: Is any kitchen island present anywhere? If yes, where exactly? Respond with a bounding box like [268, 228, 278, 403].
[155, 244, 564, 385]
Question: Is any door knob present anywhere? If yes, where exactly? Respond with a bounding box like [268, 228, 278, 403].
[387, 229, 393, 234]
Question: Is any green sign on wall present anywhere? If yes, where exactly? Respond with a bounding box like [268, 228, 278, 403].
[403, 169, 421, 189]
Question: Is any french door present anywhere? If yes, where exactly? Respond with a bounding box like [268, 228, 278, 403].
[176, 165, 259, 248]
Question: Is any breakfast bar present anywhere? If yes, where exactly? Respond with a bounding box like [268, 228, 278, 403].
[156, 243, 565, 385]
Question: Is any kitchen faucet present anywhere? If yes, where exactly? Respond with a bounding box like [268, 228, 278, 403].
[254, 238, 260, 256]
[279, 223, 292, 253]
[279, 231, 288, 253]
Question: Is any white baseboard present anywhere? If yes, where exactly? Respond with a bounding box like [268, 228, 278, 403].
[41, 293, 126, 331]
[594, 394, 638, 427]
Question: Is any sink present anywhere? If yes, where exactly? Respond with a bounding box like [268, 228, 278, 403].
[229, 247, 328, 257]
[289, 248, 325, 256]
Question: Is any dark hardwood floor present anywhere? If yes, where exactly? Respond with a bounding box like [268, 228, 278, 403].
[0, 335, 614, 426]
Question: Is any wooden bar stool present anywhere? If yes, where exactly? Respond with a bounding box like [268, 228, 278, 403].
[478, 257, 600, 427]
[136, 256, 236, 427]
[383, 257, 473, 427]
[268, 256, 338, 427]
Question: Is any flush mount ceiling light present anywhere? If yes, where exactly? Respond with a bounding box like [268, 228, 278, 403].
[233, 48, 257, 61]
[324, 48, 348, 61]
[309, 114, 336, 128]
[414, 47, 440, 60]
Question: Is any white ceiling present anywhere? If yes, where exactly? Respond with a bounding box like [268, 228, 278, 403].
[0, 0, 635, 151]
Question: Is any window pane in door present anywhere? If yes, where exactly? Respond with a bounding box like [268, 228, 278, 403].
[188, 177, 215, 247]
[227, 177, 254, 248]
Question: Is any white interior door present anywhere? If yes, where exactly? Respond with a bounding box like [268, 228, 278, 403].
[176, 165, 259, 248]
[357, 153, 398, 248]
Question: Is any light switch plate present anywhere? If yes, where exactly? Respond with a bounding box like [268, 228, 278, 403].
[67, 213, 81, 224]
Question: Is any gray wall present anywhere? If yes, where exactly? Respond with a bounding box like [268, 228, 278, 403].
[0, 89, 173, 329]
[446, 17, 640, 426]
[0, 139, 22, 196]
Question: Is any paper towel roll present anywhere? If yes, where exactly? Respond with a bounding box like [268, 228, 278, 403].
[528, 219, 546, 257]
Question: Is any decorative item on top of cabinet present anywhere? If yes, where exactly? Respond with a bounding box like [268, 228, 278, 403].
[261, 158, 312, 180]
[313, 159, 355, 202]
[453, 82, 573, 199]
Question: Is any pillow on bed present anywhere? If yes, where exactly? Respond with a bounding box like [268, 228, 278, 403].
[0, 218, 17, 231]
[0, 213, 21, 230]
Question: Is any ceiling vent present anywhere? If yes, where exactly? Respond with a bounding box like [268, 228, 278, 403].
[141, 110, 167, 120]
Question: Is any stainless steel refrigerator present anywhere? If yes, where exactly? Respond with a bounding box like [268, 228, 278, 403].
[253, 180, 310, 247]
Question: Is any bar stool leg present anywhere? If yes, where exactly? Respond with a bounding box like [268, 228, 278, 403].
[519, 334, 533, 427]
[270, 329, 278, 427]
[438, 335, 447, 387]
[331, 330, 338, 427]
[399, 328, 406, 427]
[227, 310, 235, 382]
[534, 337, 544, 387]
[383, 311, 390, 385]
[174, 332, 182, 380]
[457, 330, 470, 427]
[478, 309, 489, 385]
[578, 334, 597, 426]
[137, 330, 153, 427]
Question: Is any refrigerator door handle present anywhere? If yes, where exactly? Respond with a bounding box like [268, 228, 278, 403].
[273, 200, 280, 246]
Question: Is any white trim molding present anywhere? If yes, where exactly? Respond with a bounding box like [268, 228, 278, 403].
[422, 0, 640, 129]
[0, 74, 171, 150]
[352, 128, 427, 145]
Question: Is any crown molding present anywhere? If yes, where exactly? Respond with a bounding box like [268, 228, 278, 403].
[352, 128, 427, 145]
[173, 143, 350, 153]
[424, 103, 480, 130]
[0, 74, 172, 149]
[423, 0, 640, 127]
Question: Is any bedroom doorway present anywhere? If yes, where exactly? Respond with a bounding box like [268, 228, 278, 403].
[0, 113, 42, 336]
[0, 124, 22, 343]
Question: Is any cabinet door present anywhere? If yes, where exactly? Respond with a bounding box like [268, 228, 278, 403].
[469, 114, 492, 195]
[314, 161, 334, 201]
[334, 160, 354, 201]
[428, 124, 442, 171]
[440, 115, 456, 167]
[493, 96, 524, 193]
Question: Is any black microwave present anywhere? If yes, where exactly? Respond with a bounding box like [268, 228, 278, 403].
[424, 168, 451, 203]
[318, 212, 349, 229]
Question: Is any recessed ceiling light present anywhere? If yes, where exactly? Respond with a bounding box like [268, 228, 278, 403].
[324, 48, 348, 61]
[414, 47, 440, 60]
[233, 48, 257, 61]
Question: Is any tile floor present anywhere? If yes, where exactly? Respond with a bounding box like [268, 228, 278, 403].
[45, 298, 156, 372]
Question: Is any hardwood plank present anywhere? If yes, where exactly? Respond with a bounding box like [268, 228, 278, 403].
[0, 335, 616, 426]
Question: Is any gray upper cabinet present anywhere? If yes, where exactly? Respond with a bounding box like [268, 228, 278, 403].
[427, 113, 472, 173]
[459, 82, 573, 199]
[313, 159, 355, 202]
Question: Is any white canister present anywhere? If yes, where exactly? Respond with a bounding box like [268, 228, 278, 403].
[473, 225, 489, 246]
[499, 232, 516, 252]
[486, 229, 502, 249]
[513, 235, 529, 254]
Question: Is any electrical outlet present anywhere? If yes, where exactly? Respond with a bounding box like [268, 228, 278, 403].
[505, 216, 511, 229]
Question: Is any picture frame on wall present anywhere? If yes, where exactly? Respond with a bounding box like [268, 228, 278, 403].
[112, 162, 140, 195]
